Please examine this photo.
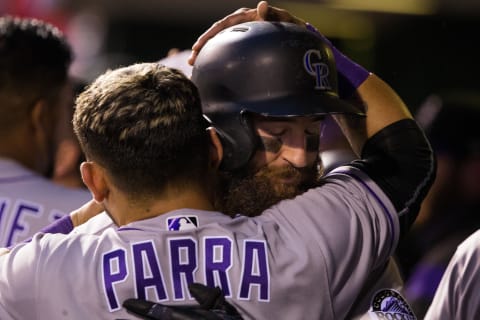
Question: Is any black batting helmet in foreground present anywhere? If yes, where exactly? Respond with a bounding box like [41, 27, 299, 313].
[191, 21, 364, 171]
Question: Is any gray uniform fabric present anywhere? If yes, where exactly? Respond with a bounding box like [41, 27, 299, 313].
[0, 166, 399, 320]
[0, 158, 92, 247]
[424, 229, 480, 320]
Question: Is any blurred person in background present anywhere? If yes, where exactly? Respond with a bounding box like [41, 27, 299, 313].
[0, 16, 91, 248]
[395, 91, 480, 317]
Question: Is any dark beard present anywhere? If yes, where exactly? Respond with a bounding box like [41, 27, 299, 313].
[214, 163, 320, 217]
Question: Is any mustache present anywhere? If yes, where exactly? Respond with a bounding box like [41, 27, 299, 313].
[254, 164, 317, 188]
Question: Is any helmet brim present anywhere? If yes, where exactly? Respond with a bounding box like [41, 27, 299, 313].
[206, 92, 365, 118]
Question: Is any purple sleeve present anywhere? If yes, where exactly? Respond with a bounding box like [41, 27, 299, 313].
[39, 214, 74, 234]
[6, 215, 74, 250]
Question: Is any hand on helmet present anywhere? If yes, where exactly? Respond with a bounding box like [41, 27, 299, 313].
[123, 283, 243, 320]
[188, 1, 305, 65]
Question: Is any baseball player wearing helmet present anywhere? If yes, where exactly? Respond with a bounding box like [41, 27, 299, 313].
[0, 16, 92, 248]
[0, 18, 433, 320]
[67, 11, 403, 318]
[126, 3, 415, 319]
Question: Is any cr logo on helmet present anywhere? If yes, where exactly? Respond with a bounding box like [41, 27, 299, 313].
[303, 49, 331, 90]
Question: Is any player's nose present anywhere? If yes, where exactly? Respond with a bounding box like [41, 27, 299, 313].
[281, 143, 309, 168]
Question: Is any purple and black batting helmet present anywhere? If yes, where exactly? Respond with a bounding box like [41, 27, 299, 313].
[191, 21, 363, 171]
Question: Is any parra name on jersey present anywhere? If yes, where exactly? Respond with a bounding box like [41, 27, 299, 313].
[102, 237, 270, 311]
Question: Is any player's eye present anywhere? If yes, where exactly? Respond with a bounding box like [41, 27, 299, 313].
[264, 128, 286, 136]
[257, 135, 282, 153]
[255, 124, 287, 137]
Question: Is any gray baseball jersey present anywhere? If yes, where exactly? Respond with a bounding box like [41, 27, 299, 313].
[0, 158, 92, 247]
[424, 229, 480, 320]
[0, 166, 400, 320]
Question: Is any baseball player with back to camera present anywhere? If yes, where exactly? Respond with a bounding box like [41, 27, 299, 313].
[125, 2, 428, 319]
[0, 16, 92, 249]
[1, 13, 433, 320]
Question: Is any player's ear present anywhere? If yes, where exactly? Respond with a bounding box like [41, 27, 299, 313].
[30, 97, 59, 138]
[207, 127, 223, 169]
[30, 99, 47, 132]
[29, 99, 52, 149]
[80, 161, 109, 202]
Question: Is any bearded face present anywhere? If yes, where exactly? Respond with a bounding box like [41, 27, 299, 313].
[213, 115, 325, 217]
[214, 160, 321, 217]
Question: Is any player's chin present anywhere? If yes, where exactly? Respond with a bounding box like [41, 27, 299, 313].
[270, 175, 304, 197]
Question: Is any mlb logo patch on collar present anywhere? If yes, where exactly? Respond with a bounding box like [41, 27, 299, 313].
[167, 216, 198, 231]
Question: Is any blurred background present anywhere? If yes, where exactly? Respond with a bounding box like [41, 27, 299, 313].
[1, 0, 479, 111]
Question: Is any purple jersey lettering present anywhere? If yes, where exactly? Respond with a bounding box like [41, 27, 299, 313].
[132, 241, 168, 302]
[204, 237, 233, 296]
[169, 237, 198, 300]
[102, 249, 128, 311]
[0, 197, 71, 247]
[0, 198, 9, 237]
[239, 240, 270, 301]
[6, 200, 41, 247]
[100, 236, 271, 311]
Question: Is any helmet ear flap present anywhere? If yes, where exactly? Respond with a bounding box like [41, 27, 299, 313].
[214, 111, 258, 172]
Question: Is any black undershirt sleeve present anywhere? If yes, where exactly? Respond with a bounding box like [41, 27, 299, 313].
[350, 118, 436, 235]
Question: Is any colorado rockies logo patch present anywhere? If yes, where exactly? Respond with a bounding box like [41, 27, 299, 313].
[167, 216, 198, 231]
[303, 49, 331, 90]
[368, 289, 416, 320]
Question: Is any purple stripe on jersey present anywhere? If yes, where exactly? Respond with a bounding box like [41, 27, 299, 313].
[330, 169, 397, 254]
[117, 227, 143, 231]
[0, 174, 37, 183]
